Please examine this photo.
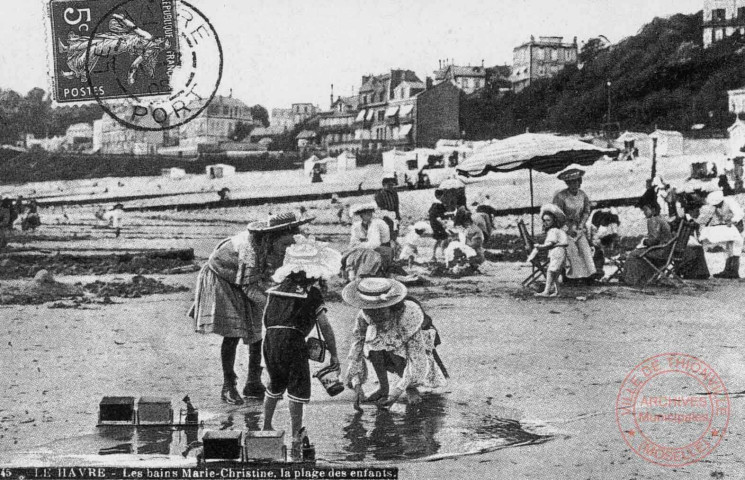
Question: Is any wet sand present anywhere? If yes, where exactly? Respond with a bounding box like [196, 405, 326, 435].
[1, 261, 744, 478]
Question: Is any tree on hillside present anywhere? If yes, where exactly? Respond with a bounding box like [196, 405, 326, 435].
[0, 88, 23, 144]
[250, 105, 270, 127]
[579, 37, 608, 65]
[232, 121, 255, 141]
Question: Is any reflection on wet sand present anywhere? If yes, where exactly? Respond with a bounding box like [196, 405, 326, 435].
[342, 394, 447, 461]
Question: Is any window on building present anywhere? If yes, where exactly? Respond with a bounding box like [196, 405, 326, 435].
[550, 48, 558, 61]
[378, 110, 385, 122]
[223, 106, 229, 115]
[713, 8, 726, 22]
[535, 48, 544, 60]
[738, 7, 745, 20]
[716, 28, 725, 40]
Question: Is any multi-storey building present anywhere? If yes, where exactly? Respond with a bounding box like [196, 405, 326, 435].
[704, 0, 745, 47]
[94, 107, 165, 155]
[271, 108, 294, 130]
[433, 61, 487, 95]
[353, 70, 460, 151]
[511, 36, 578, 93]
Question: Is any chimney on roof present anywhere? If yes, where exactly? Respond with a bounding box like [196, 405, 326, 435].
[426, 76, 433, 90]
[439, 59, 441, 69]
[573, 36, 578, 45]
[482, 59, 485, 67]
[330, 84, 334, 108]
[229, 88, 233, 98]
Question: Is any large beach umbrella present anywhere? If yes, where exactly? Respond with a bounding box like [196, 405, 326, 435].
[456, 133, 617, 232]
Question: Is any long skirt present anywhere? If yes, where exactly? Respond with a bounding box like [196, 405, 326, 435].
[623, 248, 667, 286]
[566, 234, 596, 279]
[342, 246, 394, 280]
[191, 266, 264, 343]
[677, 245, 710, 279]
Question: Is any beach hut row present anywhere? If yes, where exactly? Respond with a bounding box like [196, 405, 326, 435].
[303, 151, 357, 176]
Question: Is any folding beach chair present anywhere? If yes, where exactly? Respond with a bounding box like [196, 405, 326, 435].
[641, 219, 696, 287]
[517, 219, 549, 288]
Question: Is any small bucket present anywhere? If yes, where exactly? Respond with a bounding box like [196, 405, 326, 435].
[314, 366, 344, 397]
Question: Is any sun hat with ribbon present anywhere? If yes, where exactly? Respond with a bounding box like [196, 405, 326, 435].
[272, 234, 342, 283]
[438, 178, 465, 190]
[539, 204, 567, 227]
[706, 190, 725, 206]
[350, 202, 378, 216]
[247, 211, 315, 232]
[557, 164, 586, 182]
[342, 277, 408, 309]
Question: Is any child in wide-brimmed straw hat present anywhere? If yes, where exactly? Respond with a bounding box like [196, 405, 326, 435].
[341, 277, 447, 408]
[262, 234, 341, 458]
[531, 204, 569, 297]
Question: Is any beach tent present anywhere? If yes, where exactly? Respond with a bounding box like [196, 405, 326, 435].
[649, 130, 684, 157]
[303, 155, 322, 176]
[728, 120, 745, 158]
[206, 164, 236, 179]
[335, 151, 357, 172]
[161, 167, 186, 179]
[615, 131, 652, 158]
[382, 150, 416, 173]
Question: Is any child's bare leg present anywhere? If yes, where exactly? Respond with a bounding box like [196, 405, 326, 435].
[536, 271, 559, 297]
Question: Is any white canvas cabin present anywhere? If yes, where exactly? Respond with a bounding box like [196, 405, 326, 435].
[649, 129, 684, 157]
[161, 167, 186, 179]
[335, 151, 357, 172]
[615, 131, 653, 159]
[303, 155, 322, 176]
[206, 164, 236, 179]
[728, 120, 745, 158]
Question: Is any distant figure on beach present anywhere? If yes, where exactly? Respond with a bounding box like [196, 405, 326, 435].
[375, 173, 401, 242]
[311, 165, 323, 183]
[21, 199, 41, 232]
[218, 187, 231, 202]
[103, 204, 125, 238]
[0, 198, 13, 249]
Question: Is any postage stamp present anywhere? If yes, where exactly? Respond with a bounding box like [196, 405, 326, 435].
[47, 0, 223, 131]
[615, 353, 730, 467]
[49, 0, 180, 103]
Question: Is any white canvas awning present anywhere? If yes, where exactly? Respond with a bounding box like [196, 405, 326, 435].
[399, 124, 413, 136]
[365, 109, 375, 121]
[399, 104, 414, 117]
[385, 106, 400, 117]
[355, 110, 367, 122]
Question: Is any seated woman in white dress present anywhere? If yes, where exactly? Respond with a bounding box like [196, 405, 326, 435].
[342, 203, 393, 280]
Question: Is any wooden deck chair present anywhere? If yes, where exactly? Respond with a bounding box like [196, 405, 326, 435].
[517, 219, 549, 288]
[641, 219, 696, 287]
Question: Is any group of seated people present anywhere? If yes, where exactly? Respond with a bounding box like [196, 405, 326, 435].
[613, 179, 742, 286]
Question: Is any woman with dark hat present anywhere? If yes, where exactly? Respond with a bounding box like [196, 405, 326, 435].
[342, 278, 447, 407]
[552, 165, 596, 282]
[190, 211, 314, 404]
[622, 195, 674, 286]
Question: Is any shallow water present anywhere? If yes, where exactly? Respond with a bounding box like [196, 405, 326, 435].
[16, 394, 552, 465]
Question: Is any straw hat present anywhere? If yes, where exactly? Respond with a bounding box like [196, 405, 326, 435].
[438, 178, 465, 190]
[272, 235, 342, 283]
[706, 190, 724, 206]
[350, 202, 377, 216]
[247, 211, 314, 232]
[557, 164, 586, 182]
[342, 277, 408, 309]
[539, 204, 566, 227]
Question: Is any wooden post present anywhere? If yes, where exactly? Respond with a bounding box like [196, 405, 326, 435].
[651, 137, 658, 180]
[529, 167, 535, 237]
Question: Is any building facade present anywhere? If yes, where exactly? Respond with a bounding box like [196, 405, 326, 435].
[95, 111, 165, 155]
[511, 36, 578, 93]
[352, 70, 460, 151]
[434, 63, 487, 95]
[271, 108, 295, 130]
[703, 0, 745, 47]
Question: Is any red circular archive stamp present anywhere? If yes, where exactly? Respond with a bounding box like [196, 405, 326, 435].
[616, 353, 730, 467]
